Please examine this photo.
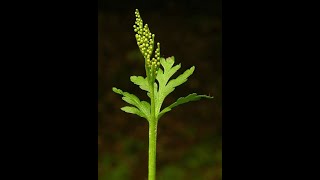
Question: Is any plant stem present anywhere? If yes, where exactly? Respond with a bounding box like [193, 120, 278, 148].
[148, 120, 157, 180]
[148, 81, 157, 180]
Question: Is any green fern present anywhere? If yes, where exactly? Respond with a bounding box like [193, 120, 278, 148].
[112, 9, 213, 180]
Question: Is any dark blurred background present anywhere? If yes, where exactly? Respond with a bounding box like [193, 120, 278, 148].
[98, 0, 221, 179]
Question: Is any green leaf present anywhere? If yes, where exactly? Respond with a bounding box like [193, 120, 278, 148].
[154, 56, 196, 117]
[130, 75, 155, 99]
[158, 93, 213, 118]
[121, 106, 145, 118]
[130, 76, 150, 92]
[112, 87, 151, 120]
[112, 57, 213, 121]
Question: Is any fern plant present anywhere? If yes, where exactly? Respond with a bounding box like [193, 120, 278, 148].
[112, 9, 213, 180]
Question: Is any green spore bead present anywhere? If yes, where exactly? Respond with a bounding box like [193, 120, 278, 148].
[133, 9, 162, 82]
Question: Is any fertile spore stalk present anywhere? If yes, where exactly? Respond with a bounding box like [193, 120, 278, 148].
[112, 9, 213, 180]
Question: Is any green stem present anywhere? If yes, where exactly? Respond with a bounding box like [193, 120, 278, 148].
[148, 120, 157, 180]
[148, 81, 157, 180]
